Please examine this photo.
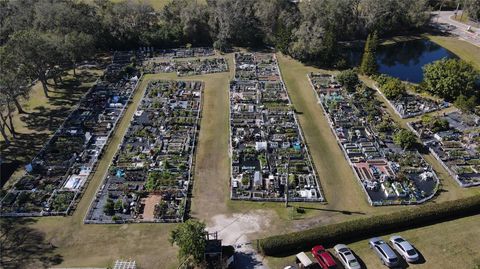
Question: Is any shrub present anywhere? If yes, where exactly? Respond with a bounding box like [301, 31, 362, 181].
[393, 129, 417, 150]
[380, 77, 406, 100]
[258, 195, 480, 256]
[337, 69, 359, 93]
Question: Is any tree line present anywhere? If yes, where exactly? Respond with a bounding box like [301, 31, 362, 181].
[0, 0, 437, 143]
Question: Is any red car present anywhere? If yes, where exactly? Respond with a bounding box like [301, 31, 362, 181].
[311, 245, 337, 269]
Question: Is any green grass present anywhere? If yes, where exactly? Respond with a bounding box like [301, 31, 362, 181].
[266, 214, 480, 269]
[0, 67, 103, 188]
[10, 41, 480, 268]
[425, 34, 480, 70]
[26, 55, 233, 269]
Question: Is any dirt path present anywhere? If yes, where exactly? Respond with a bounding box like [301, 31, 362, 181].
[207, 210, 274, 269]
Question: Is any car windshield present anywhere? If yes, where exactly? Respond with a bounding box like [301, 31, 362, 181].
[389, 257, 398, 263]
[349, 260, 360, 267]
[396, 238, 405, 242]
[407, 249, 417, 256]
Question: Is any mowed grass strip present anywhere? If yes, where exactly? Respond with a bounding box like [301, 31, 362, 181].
[29, 59, 235, 269]
[361, 76, 480, 201]
[275, 53, 407, 216]
[426, 34, 480, 70]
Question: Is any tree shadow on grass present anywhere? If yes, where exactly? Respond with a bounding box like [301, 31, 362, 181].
[0, 218, 63, 269]
[0, 132, 50, 163]
[297, 206, 366, 215]
[19, 106, 71, 133]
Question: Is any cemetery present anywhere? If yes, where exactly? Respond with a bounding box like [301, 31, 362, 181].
[309, 73, 439, 205]
[384, 92, 449, 119]
[409, 111, 480, 187]
[85, 80, 203, 223]
[229, 53, 324, 202]
[142, 57, 229, 76]
[0, 52, 141, 216]
[151, 47, 215, 58]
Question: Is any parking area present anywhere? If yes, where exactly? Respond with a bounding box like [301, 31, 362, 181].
[271, 215, 480, 269]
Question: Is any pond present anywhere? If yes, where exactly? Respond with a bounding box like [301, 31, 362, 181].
[376, 39, 457, 83]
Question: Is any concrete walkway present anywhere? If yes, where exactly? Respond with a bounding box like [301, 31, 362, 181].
[432, 11, 480, 48]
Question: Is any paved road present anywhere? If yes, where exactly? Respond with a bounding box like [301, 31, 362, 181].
[431, 11, 480, 48]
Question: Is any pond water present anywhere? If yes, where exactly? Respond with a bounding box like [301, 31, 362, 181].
[376, 39, 457, 83]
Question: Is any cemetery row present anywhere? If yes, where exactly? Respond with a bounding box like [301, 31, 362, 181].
[85, 80, 203, 223]
[141, 47, 215, 59]
[377, 87, 449, 119]
[230, 53, 324, 202]
[309, 74, 439, 206]
[0, 52, 141, 217]
[409, 112, 480, 187]
[142, 57, 229, 77]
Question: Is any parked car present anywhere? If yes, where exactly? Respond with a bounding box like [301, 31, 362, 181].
[389, 236, 419, 263]
[369, 237, 399, 267]
[311, 245, 337, 269]
[333, 244, 361, 269]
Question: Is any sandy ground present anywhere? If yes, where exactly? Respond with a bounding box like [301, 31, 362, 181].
[141, 194, 162, 221]
[207, 210, 274, 269]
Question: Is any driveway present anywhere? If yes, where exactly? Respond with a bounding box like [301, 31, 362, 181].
[207, 210, 272, 269]
[431, 11, 480, 48]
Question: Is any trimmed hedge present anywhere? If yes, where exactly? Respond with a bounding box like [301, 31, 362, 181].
[259, 195, 480, 256]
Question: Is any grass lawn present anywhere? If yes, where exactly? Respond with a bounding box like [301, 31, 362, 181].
[0, 67, 103, 187]
[263, 54, 480, 268]
[266, 214, 480, 269]
[8, 45, 480, 268]
[361, 76, 480, 201]
[26, 54, 234, 269]
[425, 34, 480, 70]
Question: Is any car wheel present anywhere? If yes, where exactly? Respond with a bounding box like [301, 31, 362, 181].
[381, 259, 385, 265]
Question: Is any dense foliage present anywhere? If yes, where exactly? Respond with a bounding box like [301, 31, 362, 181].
[423, 58, 479, 101]
[258, 194, 480, 256]
[169, 219, 207, 265]
[336, 69, 360, 93]
[0, 0, 434, 142]
[376, 75, 407, 99]
[393, 129, 417, 149]
[360, 32, 379, 75]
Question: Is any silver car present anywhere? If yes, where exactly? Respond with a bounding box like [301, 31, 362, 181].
[369, 237, 399, 267]
[333, 244, 361, 269]
[389, 236, 419, 263]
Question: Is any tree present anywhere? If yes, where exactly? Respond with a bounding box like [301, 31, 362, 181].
[393, 129, 417, 150]
[337, 69, 360, 92]
[359, 0, 429, 35]
[162, 0, 211, 46]
[114, 199, 124, 212]
[0, 46, 31, 114]
[103, 198, 115, 216]
[359, 33, 378, 75]
[463, 0, 480, 22]
[62, 31, 95, 76]
[423, 58, 479, 101]
[169, 219, 207, 265]
[454, 94, 477, 113]
[208, 0, 263, 50]
[380, 77, 406, 99]
[5, 30, 60, 97]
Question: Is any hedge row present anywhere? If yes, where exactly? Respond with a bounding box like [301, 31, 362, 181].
[258, 195, 480, 256]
